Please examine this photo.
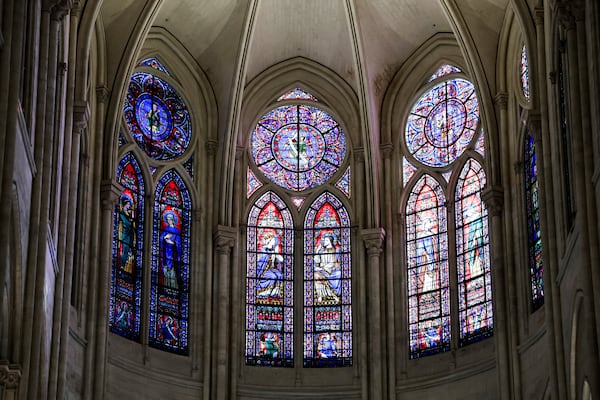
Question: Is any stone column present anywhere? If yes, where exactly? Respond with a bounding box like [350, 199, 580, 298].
[481, 186, 511, 400]
[0, 362, 21, 400]
[361, 228, 385, 400]
[213, 225, 236, 400]
[92, 180, 122, 400]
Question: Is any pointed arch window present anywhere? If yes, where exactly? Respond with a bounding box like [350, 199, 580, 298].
[520, 45, 530, 100]
[110, 153, 145, 340]
[403, 70, 492, 358]
[246, 91, 352, 368]
[524, 134, 543, 310]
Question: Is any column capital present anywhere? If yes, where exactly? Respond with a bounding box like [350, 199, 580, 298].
[235, 146, 245, 161]
[361, 228, 385, 256]
[556, 4, 575, 31]
[214, 225, 237, 255]
[206, 139, 219, 156]
[96, 85, 110, 104]
[100, 180, 123, 211]
[380, 143, 394, 160]
[534, 7, 545, 26]
[73, 101, 90, 135]
[51, 0, 73, 20]
[527, 112, 543, 142]
[353, 147, 365, 163]
[482, 186, 504, 217]
[494, 92, 509, 110]
[0, 361, 21, 390]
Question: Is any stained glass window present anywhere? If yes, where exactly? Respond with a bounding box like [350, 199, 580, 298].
[558, 53, 574, 228]
[110, 153, 145, 341]
[304, 192, 352, 367]
[406, 78, 479, 167]
[139, 57, 170, 75]
[525, 135, 543, 310]
[475, 130, 485, 157]
[455, 159, 492, 345]
[123, 72, 192, 160]
[246, 191, 294, 367]
[335, 167, 351, 198]
[406, 175, 450, 358]
[291, 197, 305, 209]
[149, 170, 191, 354]
[520, 46, 530, 100]
[403, 157, 418, 187]
[183, 156, 194, 178]
[247, 168, 263, 198]
[251, 105, 346, 191]
[429, 64, 461, 82]
[277, 88, 318, 102]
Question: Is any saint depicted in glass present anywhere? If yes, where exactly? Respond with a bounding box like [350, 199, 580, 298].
[455, 159, 492, 345]
[406, 78, 479, 167]
[246, 192, 294, 367]
[123, 72, 192, 160]
[525, 134, 543, 309]
[110, 153, 144, 340]
[149, 170, 191, 354]
[406, 175, 450, 358]
[304, 192, 352, 367]
[251, 105, 346, 191]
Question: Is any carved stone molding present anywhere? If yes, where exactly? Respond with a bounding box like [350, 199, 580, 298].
[494, 92, 508, 110]
[527, 112, 543, 142]
[557, 4, 575, 31]
[534, 7, 545, 26]
[206, 140, 218, 156]
[0, 361, 21, 390]
[353, 147, 365, 163]
[96, 85, 110, 104]
[549, 71, 557, 84]
[235, 146, 245, 161]
[361, 228, 385, 256]
[214, 225, 237, 255]
[100, 179, 123, 211]
[380, 143, 394, 160]
[51, 0, 73, 20]
[73, 101, 90, 135]
[482, 186, 504, 217]
[513, 160, 525, 175]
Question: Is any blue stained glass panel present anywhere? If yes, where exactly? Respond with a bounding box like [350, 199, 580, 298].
[110, 153, 145, 341]
[183, 156, 194, 178]
[149, 170, 191, 354]
[406, 78, 479, 167]
[252, 106, 346, 191]
[455, 159, 493, 345]
[246, 191, 294, 367]
[525, 135, 543, 309]
[335, 167, 351, 198]
[304, 192, 352, 367]
[123, 72, 192, 160]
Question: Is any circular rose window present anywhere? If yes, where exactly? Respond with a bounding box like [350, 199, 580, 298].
[251, 105, 346, 191]
[405, 78, 479, 167]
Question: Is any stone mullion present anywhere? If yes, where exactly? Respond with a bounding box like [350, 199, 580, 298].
[0, 0, 15, 202]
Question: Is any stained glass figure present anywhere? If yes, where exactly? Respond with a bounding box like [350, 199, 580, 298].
[291, 197, 305, 210]
[475, 130, 485, 157]
[455, 159, 493, 345]
[520, 46, 530, 100]
[406, 175, 450, 358]
[525, 135, 543, 310]
[429, 64, 462, 82]
[246, 191, 294, 367]
[123, 72, 192, 161]
[110, 153, 145, 341]
[335, 167, 351, 198]
[406, 78, 479, 167]
[251, 105, 346, 191]
[149, 170, 191, 354]
[403, 157, 418, 187]
[277, 88, 318, 102]
[139, 57, 170, 75]
[183, 156, 194, 178]
[304, 192, 352, 367]
[118, 130, 128, 148]
[247, 168, 263, 199]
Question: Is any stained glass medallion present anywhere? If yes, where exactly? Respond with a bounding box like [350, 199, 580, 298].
[455, 159, 493, 345]
[335, 167, 351, 198]
[291, 197, 305, 209]
[110, 153, 145, 341]
[277, 88, 318, 102]
[139, 57, 170, 75]
[251, 105, 346, 191]
[246, 191, 294, 367]
[406, 78, 479, 167]
[429, 64, 462, 82]
[406, 175, 450, 358]
[520, 46, 530, 101]
[525, 135, 543, 310]
[304, 192, 352, 367]
[149, 170, 191, 354]
[123, 72, 192, 161]
[247, 168, 263, 199]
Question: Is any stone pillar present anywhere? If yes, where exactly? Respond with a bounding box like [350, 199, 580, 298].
[213, 225, 236, 400]
[361, 228, 385, 400]
[0, 362, 21, 400]
[481, 186, 511, 400]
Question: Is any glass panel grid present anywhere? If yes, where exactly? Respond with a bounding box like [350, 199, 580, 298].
[525, 135, 544, 309]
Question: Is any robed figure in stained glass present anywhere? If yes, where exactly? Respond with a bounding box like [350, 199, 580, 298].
[256, 230, 284, 301]
[313, 232, 342, 305]
[415, 209, 438, 292]
[118, 193, 136, 274]
[463, 196, 484, 279]
[160, 210, 182, 290]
